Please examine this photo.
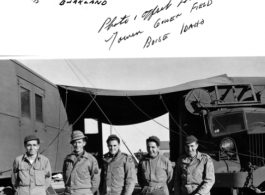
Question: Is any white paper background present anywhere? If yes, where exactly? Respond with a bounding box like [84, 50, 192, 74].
[1, 0, 265, 57]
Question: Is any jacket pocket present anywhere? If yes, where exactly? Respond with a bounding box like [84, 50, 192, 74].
[18, 163, 30, 186]
[155, 167, 166, 181]
[112, 165, 124, 183]
[116, 166, 124, 176]
[81, 167, 91, 179]
[34, 163, 45, 186]
[195, 166, 204, 174]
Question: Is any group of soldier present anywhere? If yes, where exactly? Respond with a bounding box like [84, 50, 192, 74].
[11, 130, 215, 195]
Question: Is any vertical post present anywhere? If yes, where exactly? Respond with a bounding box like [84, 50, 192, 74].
[231, 188, 238, 195]
[97, 120, 103, 168]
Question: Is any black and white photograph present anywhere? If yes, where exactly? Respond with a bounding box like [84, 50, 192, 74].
[1, 0, 265, 195]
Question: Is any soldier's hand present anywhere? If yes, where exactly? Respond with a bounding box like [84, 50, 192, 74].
[254, 188, 265, 194]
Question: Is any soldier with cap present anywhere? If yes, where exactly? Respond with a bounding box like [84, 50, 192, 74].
[11, 135, 52, 195]
[137, 136, 173, 195]
[63, 130, 100, 195]
[174, 135, 215, 195]
[100, 134, 136, 195]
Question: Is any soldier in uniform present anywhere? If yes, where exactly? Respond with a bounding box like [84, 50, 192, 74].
[11, 135, 52, 195]
[63, 130, 100, 195]
[100, 134, 136, 195]
[137, 136, 173, 195]
[174, 135, 215, 195]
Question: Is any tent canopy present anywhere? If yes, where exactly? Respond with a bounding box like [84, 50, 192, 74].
[57, 74, 265, 125]
[59, 74, 233, 96]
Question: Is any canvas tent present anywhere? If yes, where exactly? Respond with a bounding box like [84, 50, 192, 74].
[57, 74, 265, 126]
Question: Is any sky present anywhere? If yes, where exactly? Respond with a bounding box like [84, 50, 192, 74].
[19, 57, 265, 90]
[18, 57, 265, 154]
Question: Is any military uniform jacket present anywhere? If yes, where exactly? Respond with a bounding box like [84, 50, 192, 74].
[11, 153, 52, 195]
[137, 153, 173, 195]
[63, 151, 100, 194]
[100, 150, 136, 195]
[174, 152, 215, 195]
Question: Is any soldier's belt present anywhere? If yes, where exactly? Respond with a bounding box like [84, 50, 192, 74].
[143, 182, 166, 187]
[185, 184, 199, 187]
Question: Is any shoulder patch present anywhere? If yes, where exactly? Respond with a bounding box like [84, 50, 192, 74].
[200, 153, 212, 163]
[128, 156, 133, 163]
[207, 161, 214, 173]
[207, 157, 213, 164]
[94, 167, 99, 174]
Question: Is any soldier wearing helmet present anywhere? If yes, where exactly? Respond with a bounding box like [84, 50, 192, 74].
[100, 134, 136, 195]
[174, 135, 215, 195]
[137, 136, 173, 195]
[63, 130, 100, 195]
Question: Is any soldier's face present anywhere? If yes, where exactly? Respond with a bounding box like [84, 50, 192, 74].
[72, 139, 86, 154]
[147, 142, 159, 157]
[108, 140, 120, 155]
[185, 142, 198, 157]
[25, 140, 39, 156]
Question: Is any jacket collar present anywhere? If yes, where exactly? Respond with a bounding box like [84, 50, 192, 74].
[82, 151, 90, 159]
[145, 151, 160, 160]
[22, 153, 41, 161]
[103, 150, 121, 162]
[182, 151, 202, 163]
[66, 151, 89, 162]
[196, 151, 202, 160]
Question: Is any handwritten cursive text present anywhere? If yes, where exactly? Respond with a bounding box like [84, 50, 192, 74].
[190, 0, 212, 12]
[96, 0, 214, 50]
[98, 15, 130, 33]
[59, 0, 107, 5]
[154, 13, 182, 28]
[142, 0, 172, 21]
[106, 30, 144, 50]
[143, 33, 170, 49]
[180, 19, 204, 34]
[177, 0, 194, 7]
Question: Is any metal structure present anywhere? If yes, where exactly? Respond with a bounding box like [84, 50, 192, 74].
[174, 84, 265, 194]
[0, 60, 71, 185]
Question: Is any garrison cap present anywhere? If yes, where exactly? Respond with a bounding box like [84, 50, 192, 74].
[146, 136, 160, 146]
[107, 134, 120, 144]
[70, 130, 88, 144]
[185, 135, 198, 144]
[24, 135, 40, 144]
